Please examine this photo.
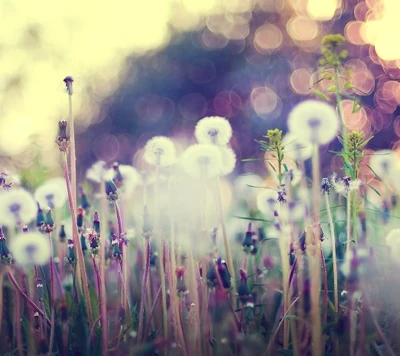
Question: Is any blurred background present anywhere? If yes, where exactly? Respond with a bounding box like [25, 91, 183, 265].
[1, 0, 400, 184]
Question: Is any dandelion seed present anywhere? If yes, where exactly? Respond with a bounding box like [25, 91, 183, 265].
[331, 174, 361, 196]
[181, 144, 223, 178]
[34, 178, 67, 210]
[287, 100, 339, 145]
[195, 116, 232, 146]
[9, 232, 51, 266]
[386, 229, 400, 260]
[0, 188, 37, 226]
[143, 136, 176, 167]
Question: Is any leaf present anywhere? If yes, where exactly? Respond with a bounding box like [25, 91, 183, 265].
[366, 183, 381, 197]
[352, 97, 362, 113]
[326, 85, 336, 92]
[344, 81, 354, 89]
[267, 162, 277, 174]
[365, 163, 381, 180]
[312, 89, 330, 102]
[233, 216, 273, 223]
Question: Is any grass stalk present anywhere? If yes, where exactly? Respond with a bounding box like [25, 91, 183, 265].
[61, 153, 93, 325]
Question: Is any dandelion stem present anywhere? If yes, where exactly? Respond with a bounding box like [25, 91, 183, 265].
[324, 192, 339, 313]
[0, 270, 3, 336]
[216, 176, 237, 308]
[346, 193, 352, 253]
[100, 188, 108, 356]
[311, 144, 322, 356]
[68, 93, 77, 217]
[7, 268, 52, 327]
[144, 284, 162, 340]
[48, 233, 56, 356]
[138, 238, 150, 343]
[61, 153, 93, 325]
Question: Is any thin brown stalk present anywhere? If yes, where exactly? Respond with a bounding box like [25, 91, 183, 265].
[216, 177, 237, 308]
[62, 153, 93, 325]
[311, 145, 322, 356]
[7, 268, 51, 327]
[48, 233, 56, 356]
[100, 190, 108, 355]
[137, 238, 151, 343]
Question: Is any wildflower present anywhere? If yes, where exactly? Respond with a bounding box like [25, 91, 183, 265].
[79, 186, 91, 210]
[105, 180, 118, 202]
[321, 178, 331, 194]
[40, 209, 55, 233]
[238, 269, 250, 304]
[369, 149, 398, 181]
[77, 207, 84, 230]
[321, 34, 346, 48]
[111, 233, 122, 260]
[66, 239, 76, 264]
[181, 144, 223, 178]
[56, 120, 70, 152]
[176, 267, 188, 296]
[59, 224, 67, 242]
[219, 146, 236, 176]
[104, 163, 142, 196]
[282, 133, 313, 161]
[0, 172, 20, 191]
[93, 211, 100, 234]
[0, 188, 37, 226]
[86, 161, 108, 184]
[195, 116, 232, 146]
[34, 177, 67, 210]
[36, 204, 45, 227]
[63, 76, 74, 95]
[143, 136, 176, 167]
[287, 100, 340, 145]
[276, 185, 287, 204]
[242, 223, 256, 252]
[256, 189, 278, 218]
[0, 227, 12, 264]
[331, 174, 362, 196]
[9, 232, 51, 266]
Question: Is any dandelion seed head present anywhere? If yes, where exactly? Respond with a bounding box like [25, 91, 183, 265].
[35, 178, 67, 210]
[143, 136, 176, 167]
[219, 147, 236, 176]
[0, 188, 37, 227]
[386, 229, 400, 259]
[86, 161, 108, 184]
[9, 232, 51, 266]
[287, 100, 339, 145]
[369, 150, 399, 182]
[256, 189, 278, 218]
[195, 116, 232, 146]
[282, 133, 313, 161]
[181, 144, 223, 178]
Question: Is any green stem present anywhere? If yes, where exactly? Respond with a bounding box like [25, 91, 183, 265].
[346, 194, 352, 253]
[324, 192, 339, 313]
[311, 144, 322, 356]
[333, 68, 347, 153]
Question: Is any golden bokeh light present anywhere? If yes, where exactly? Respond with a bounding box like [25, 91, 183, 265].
[306, 0, 340, 21]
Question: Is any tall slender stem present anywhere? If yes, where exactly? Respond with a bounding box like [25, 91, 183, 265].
[48, 232, 56, 356]
[216, 177, 237, 308]
[311, 144, 322, 356]
[138, 238, 151, 343]
[7, 269, 51, 326]
[324, 192, 339, 313]
[346, 193, 352, 253]
[68, 94, 77, 213]
[100, 190, 108, 355]
[62, 153, 93, 325]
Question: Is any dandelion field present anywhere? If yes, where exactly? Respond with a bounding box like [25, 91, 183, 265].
[2, 2, 400, 355]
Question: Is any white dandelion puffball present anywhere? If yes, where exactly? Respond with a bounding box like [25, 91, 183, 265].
[0, 188, 37, 226]
[234, 174, 264, 199]
[256, 189, 278, 218]
[104, 165, 142, 196]
[9, 232, 51, 266]
[219, 147, 236, 176]
[195, 116, 233, 146]
[143, 136, 176, 167]
[287, 100, 339, 145]
[386, 229, 400, 259]
[181, 144, 223, 178]
[282, 133, 313, 161]
[35, 177, 67, 210]
[369, 150, 398, 180]
[86, 161, 108, 184]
